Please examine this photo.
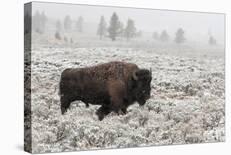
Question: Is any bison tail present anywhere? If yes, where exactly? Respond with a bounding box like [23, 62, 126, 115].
[58, 88, 60, 96]
[58, 83, 61, 96]
[52, 82, 61, 96]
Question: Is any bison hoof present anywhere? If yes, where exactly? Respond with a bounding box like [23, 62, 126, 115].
[121, 108, 127, 115]
[61, 107, 67, 115]
[98, 115, 104, 121]
[96, 111, 104, 121]
[96, 113, 104, 121]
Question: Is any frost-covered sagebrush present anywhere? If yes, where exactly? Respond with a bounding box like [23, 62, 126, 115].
[30, 46, 225, 153]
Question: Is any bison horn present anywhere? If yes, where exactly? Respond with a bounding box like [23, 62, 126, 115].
[133, 70, 138, 80]
[149, 68, 152, 75]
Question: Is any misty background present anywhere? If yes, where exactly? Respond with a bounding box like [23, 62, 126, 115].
[25, 2, 225, 48]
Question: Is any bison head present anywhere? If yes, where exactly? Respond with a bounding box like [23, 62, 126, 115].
[130, 68, 152, 106]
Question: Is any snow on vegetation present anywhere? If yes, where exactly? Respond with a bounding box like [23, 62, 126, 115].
[30, 45, 225, 153]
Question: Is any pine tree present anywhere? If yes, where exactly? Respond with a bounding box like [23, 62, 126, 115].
[124, 19, 136, 41]
[175, 28, 185, 44]
[33, 11, 42, 33]
[64, 36, 68, 43]
[40, 11, 47, 33]
[97, 16, 107, 40]
[24, 12, 31, 34]
[76, 16, 83, 32]
[32, 11, 47, 34]
[152, 32, 159, 40]
[118, 21, 124, 37]
[136, 30, 142, 38]
[159, 30, 169, 42]
[70, 38, 74, 44]
[209, 36, 216, 45]
[108, 12, 120, 41]
[64, 15, 72, 31]
[55, 31, 61, 40]
[56, 20, 62, 32]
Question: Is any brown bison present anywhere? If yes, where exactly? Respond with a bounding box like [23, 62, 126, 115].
[59, 61, 152, 120]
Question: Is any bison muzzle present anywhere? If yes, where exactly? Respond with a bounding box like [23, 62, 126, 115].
[59, 61, 152, 120]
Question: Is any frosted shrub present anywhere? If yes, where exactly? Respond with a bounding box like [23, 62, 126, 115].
[55, 31, 61, 40]
[30, 47, 224, 152]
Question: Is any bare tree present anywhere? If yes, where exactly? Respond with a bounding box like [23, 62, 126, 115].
[97, 16, 107, 40]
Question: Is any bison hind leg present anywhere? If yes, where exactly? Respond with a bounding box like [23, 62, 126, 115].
[96, 106, 111, 121]
[85, 103, 89, 108]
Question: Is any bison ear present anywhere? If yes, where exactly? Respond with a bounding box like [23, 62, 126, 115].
[132, 70, 138, 81]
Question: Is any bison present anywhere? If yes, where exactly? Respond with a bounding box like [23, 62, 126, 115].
[59, 61, 152, 120]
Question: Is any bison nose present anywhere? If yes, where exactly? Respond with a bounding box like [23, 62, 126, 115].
[145, 94, 151, 100]
[138, 99, 146, 106]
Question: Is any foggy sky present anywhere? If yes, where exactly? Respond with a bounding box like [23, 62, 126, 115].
[31, 2, 225, 44]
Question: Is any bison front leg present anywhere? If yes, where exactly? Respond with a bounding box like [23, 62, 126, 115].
[60, 95, 72, 114]
[108, 80, 127, 115]
[96, 106, 111, 121]
[121, 107, 127, 115]
[110, 97, 125, 115]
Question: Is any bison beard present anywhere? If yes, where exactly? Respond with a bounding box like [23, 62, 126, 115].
[59, 61, 152, 120]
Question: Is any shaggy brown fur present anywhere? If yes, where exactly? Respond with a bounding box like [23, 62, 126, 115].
[59, 61, 152, 120]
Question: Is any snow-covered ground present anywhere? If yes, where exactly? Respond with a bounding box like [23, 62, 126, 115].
[30, 42, 225, 153]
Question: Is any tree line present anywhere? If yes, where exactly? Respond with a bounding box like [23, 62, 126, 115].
[31, 10, 218, 45]
[54, 12, 140, 42]
[32, 11, 47, 34]
[97, 12, 139, 41]
[152, 28, 217, 45]
[57, 15, 84, 32]
[54, 15, 84, 42]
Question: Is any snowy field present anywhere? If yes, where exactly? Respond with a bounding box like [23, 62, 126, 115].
[30, 41, 225, 153]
